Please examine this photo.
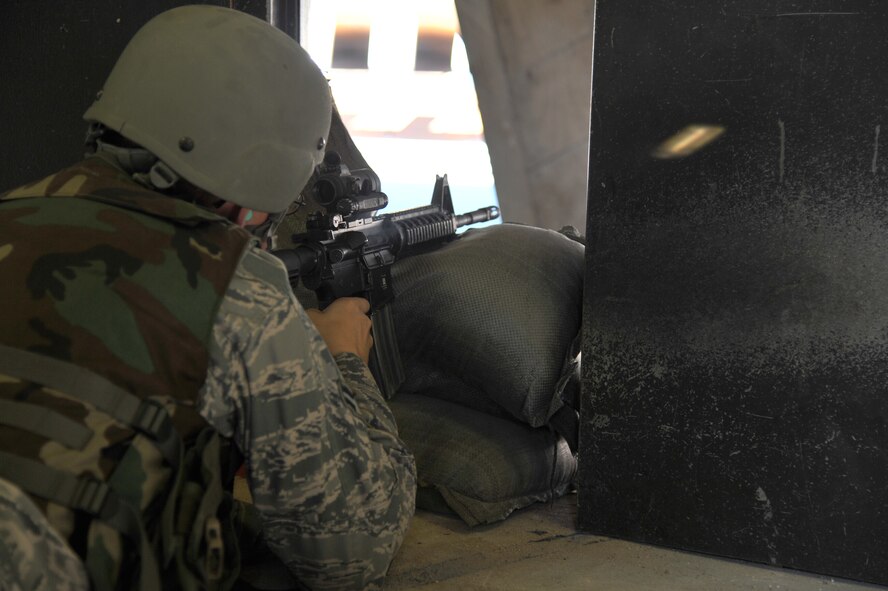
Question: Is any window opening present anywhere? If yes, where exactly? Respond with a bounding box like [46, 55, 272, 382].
[305, 0, 500, 229]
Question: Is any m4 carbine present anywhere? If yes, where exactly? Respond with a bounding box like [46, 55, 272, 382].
[273, 151, 499, 397]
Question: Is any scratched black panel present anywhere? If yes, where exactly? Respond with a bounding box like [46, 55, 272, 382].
[0, 0, 269, 190]
[578, 0, 888, 585]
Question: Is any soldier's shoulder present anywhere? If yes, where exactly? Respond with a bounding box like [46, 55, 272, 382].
[216, 246, 309, 343]
[0, 157, 125, 201]
[239, 246, 289, 285]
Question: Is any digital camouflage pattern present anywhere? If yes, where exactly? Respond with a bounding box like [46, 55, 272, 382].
[0, 154, 251, 589]
[199, 246, 417, 590]
[0, 477, 89, 591]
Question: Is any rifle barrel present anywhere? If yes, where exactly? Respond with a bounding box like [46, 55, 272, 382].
[454, 206, 500, 228]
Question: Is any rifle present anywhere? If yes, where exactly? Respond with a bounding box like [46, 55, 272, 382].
[272, 151, 500, 397]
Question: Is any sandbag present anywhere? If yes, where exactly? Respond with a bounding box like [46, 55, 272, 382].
[391, 223, 584, 432]
[390, 393, 576, 526]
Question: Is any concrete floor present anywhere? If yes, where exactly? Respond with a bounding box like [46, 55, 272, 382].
[385, 494, 884, 591]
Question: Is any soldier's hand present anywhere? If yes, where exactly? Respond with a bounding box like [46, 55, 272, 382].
[306, 297, 374, 364]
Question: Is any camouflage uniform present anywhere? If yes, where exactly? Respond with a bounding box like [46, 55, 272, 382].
[198, 236, 417, 590]
[0, 477, 90, 591]
[0, 155, 416, 590]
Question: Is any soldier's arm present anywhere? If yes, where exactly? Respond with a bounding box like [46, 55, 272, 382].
[304, 298, 403, 440]
[198, 248, 416, 591]
[333, 353, 404, 450]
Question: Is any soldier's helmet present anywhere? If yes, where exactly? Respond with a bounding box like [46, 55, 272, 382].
[83, 5, 332, 214]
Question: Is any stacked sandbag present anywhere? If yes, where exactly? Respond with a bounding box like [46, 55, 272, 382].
[389, 394, 576, 526]
[391, 223, 584, 437]
[388, 223, 584, 523]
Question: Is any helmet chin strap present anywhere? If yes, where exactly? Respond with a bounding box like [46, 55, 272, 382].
[88, 123, 284, 249]
[142, 161, 180, 190]
[88, 124, 182, 192]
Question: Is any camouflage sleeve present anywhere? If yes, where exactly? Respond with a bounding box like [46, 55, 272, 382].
[0, 477, 90, 591]
[332, 353, 403, 444]
[197, 247, 416, 591]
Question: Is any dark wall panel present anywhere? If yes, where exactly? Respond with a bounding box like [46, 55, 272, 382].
[579, 0, 888, 585]
[0, 0, 268, 190]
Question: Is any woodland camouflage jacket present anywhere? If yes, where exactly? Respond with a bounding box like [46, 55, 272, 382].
[0, 155, 416, 590]
[0, 154, 251, 589]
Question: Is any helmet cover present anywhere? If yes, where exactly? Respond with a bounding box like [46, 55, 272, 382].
[84, 5, 332, 213]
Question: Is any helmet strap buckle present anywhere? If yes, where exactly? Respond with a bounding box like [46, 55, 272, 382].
[147, 160, 180, 191]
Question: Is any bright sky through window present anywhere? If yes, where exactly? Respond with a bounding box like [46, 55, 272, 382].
[304, 0, 500, 226]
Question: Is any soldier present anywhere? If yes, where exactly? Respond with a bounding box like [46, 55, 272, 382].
[0, 5, 416, 591]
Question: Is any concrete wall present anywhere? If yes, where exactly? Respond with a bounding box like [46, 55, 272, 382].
[455, 0, 594, 231]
